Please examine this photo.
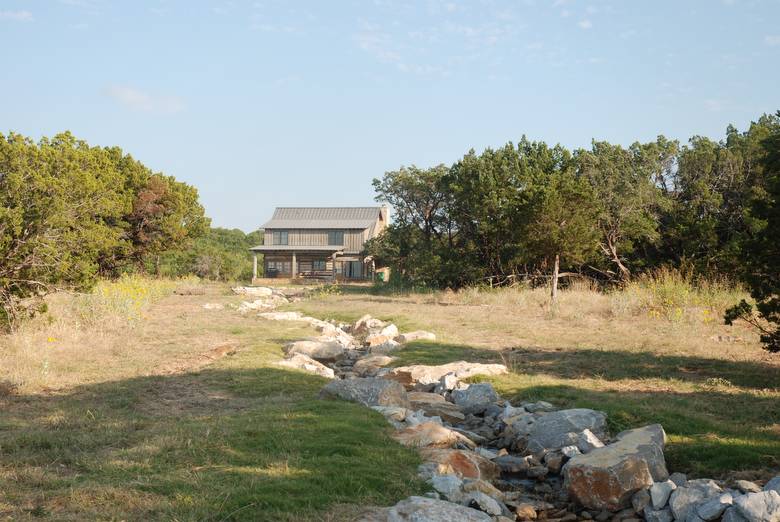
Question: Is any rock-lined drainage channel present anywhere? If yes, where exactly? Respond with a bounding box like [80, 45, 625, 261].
[230, 287, 780, 522]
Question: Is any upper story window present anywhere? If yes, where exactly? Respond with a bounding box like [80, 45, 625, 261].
[328, 230, 344, 245]
[273, 230, 288, 245]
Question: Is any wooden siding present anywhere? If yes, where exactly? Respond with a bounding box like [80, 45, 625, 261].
[263, 228, 372, 252]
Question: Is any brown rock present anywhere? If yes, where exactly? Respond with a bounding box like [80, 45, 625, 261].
[409, 392, 466, 424]
[517, 503, 538, 520]
[419, 448, 500, 481]
[392, 421, 476, 449]
[386, 361, 509, 389]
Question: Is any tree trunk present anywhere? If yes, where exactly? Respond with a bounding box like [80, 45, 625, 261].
[551, 253, 560, 303]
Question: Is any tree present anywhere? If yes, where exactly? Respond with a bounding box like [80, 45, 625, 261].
[522, 169, 600, 301]
[577, 138, 677, 280]
[725, 121, 780, 352]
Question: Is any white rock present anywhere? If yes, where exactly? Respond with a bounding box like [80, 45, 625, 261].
[650, 479, 677, 509]
[232, 286, 273, 296]
[259, 311, 304, 321]
[283, 340, 344, 361]
[463, 491, 503, 516]
[370, 339, 402, 354]
[669, 479, 723, 521]
[380, 324, 399, 338]
[697, 493, 733, 521]
[561, 445, 581, 458]
[733, 490, 780, 522]
[765, 476, 780, 494]
[387, 496, 492, 521]
[576, 428, 605, 453]
[275, 353, 335, 379]
[429, 474, 463, 501]
[397, 330, 437, 343]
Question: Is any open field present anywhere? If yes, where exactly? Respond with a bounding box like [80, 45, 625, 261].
[0, 280, 423, 521]
[293, 281, 780, 479]
[1, 277, 779, 520]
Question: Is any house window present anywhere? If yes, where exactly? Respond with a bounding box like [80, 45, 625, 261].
[328, 230, 344, 245]
[267, 261, 291, 273]
[312, 259, 326, 270]
[273, 231, 288, 245]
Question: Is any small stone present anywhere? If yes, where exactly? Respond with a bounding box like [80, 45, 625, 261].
[697, 493, 733, 521]
[494, 455, 530, 474]
[516, 503, 537, 520]
[544, 452, 565, 474]
[735, 480, 762, 494]
[631, 489, 651, 514]
[765, 476, 780, 493]
[429, 474, 463, 501]
[452, 383, 499, 415]
[650, 480, 677, 509]
[581, 511, 593, 519]
[643, 507, 673, 522]
[576, 428, 605, 453]
[669, 479, 723, 521]
[524, 400, 556, 413]
[561, 445, 581, 458]
[594, 510, 611, 521]
[397, 330, 437, 343]
[669, 472, 688, 487]
[527, 465, 549, 479]
[464, 491, 503, 516]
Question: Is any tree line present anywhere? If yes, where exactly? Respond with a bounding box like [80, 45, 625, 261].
[367, 112, 780, 351]
[0, 131, 260, 328]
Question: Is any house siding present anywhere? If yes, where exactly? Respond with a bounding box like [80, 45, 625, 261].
[264, 228, 367, 252]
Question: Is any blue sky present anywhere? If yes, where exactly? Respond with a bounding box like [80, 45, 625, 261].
[1, 0, 779, 231]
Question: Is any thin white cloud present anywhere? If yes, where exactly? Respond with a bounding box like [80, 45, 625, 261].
[0, 10, 33, 21]
[578, 19, 592, 29]
[105, 85, 184, 114]
[765, 35, 780, 46]
[704, 98, 725, 112]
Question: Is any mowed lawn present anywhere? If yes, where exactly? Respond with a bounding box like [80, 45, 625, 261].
[294, 285, 780, 480]
[0, 286, 423, 521]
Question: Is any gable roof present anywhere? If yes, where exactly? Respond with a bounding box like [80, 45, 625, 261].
[261, 207, 383, 229]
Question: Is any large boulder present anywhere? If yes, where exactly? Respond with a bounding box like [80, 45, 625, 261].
[452, 383, 499, 415]
[511, 408, 608, 454]
[392, 422, 476, 449]
[387, 496, 491, 521]
[563, 424, 669, 511]
[353, 354, 396, 377]
[386, 361, 508, 390]
[275, 353, 335, 379]
[397, 330, 437, 343]
[733, 491, 780, 522]
[419, 448, 500, 481]
[232, 286, 273, 296]
[283, 340, 345, 362]
[319, 377, 410, 408]
[259, 311, 304, 321]
[668, 479, 723, 521]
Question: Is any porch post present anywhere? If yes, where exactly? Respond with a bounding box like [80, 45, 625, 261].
[252, 253, 258, 281]
[291, 251, 297, 279]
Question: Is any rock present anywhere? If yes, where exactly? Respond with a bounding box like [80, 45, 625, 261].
[319, 377, 410, 408]
[386, 361, 508, 390]
[733, 491, 780, 522]
[722, 506, 749, 522]
[418, 448, 500, 481]
[494, 455, 530, 474]
[353, 354, 396, 376]
[380, 323, 399, 338]
[563, 424, 668, 512]
[202, 302, 224, 310]
[544, 451, 566, 474]
[259, 311, 304, 321]
[697, 493, 733, 521]
[462, 478, 504, 501]
[283, 340, 345, 361]
[397, 330, 437, 343]
[366, 333, 396, 347]
[275, 353, 335, 379]
[669, 472, 688, 487]
[429, 474, 463, 501]
[643, 507, 673, 522]
[435, 372, 460, 394]
[518, 408, 608, 454]
[404, 409, 442, 427]
[516, 503, 538, 520]
[631, 488, 651, 514]
[527, 465, 549, 479]
[371, 405, 409, 423]
[452, 383, 499, 415]
[577, 429, 605, 453]
[409, 392, 466, 424]
[562, 445, 581, 458]
[354, 314, 386, 334]
[387, 496, 492, 521]
[668, 479, 723, 521]
[370, 339, 403, 354]
[650, 479, 677, 509]
[524, 400, 556, 413]
[463, 491, 503, 516]
[393, 422, 476, 449]
[232, 286, 273, 296]
[735, 480, 762, 494]
[765, 476, 780, 494]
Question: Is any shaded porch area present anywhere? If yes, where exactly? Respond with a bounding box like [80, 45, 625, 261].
[249, 246, 372, 281]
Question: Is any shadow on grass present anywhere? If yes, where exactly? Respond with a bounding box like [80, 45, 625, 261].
[0, 366, 424, 521]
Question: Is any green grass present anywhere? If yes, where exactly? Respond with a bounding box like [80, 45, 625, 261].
[0, 291, 424, 521]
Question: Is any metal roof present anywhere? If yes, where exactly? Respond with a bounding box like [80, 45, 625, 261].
[249, 245, 345, 252]
[261, 207, 382, 229]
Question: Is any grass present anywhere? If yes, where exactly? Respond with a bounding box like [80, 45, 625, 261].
[293, 278, 780, 480]
[0, 278, 423, 521]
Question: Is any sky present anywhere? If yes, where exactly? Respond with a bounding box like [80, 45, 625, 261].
[1, 0, 779, 231]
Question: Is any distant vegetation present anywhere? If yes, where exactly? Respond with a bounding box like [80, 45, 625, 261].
[368, 112, 780, 351]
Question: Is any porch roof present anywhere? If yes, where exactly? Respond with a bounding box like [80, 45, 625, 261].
[249, 245, 344, 252]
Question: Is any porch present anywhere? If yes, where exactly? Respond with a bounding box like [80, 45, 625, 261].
[249, 246, 372, 281]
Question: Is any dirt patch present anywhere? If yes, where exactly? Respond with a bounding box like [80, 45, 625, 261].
[155, 342, 239, 376]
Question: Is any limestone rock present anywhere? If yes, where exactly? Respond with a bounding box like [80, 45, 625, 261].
[765, 476, 780, 494]
[354, 314, 387, 334]
[722, 506, 749, 522]
[366, 333, 396, 347]
[429, 474, 463, 501]
[392, 422, 476, 449]
[563, 424, 668, 511]
[518, 408, 608, 454]
[370, 339, 403, 354]
[232, 286, 273, 296]
[386, 361, 508, 390]
[386, 496, 492, 521]
[697, 493, 733, 521]
[461, 478, 504, 501]
[452, 383, 499, 415]
[733, 491, 780, 522]
[418, 448, 500, 481]
[631, 488, 651, 514]
[516, 503, 538, 520]
[319, 377, 410, 408]
[577, 428, 605, 453]
[353, 354, 396, 376]
[643, 507, 673, 522]
[736, 480, 762, 494]
[669, 472, 688, 487]
[283, 340, 345, 361]
[668, 479, 723, 521]
[410, 392, 466, 424]
[397, 330, 437, 343]
[371, 405, 409, 425]
[523, 400, 556, 413]
[464, 491, 503, 516]
[650, 479, 677, 509]
[259, 311, 304, 321]
[275, 353, 335, 379]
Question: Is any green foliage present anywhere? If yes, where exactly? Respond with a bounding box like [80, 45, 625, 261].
[156, 227, 264, 281]
[0, 131, 207, 328]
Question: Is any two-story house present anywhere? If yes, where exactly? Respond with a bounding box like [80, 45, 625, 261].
[250, 207, 387, 281]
